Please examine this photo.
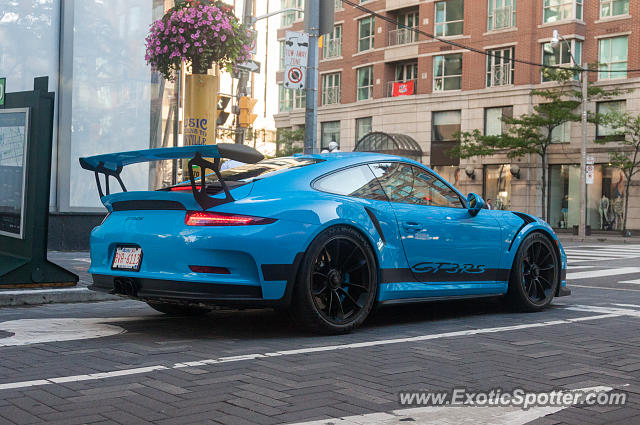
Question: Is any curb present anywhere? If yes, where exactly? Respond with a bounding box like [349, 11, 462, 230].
[0, 287, 120, 307]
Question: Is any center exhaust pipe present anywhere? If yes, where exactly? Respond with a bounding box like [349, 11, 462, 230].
[112, 277, 138, 297]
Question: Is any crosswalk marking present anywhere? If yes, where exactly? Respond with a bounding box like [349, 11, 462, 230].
[564, 245, 640, 264]
[619, 279, 640, 285]
[566, 267, 640, 280]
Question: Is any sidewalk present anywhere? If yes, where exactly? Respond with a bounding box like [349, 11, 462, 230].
[0, 251, 118, 307]
[2, 233, 640, 307]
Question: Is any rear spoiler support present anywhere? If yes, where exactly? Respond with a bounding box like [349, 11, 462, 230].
[94, 162, 126, 197]
[187, 152, 234, 210]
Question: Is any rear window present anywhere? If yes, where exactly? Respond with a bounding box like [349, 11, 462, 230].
[165, 157, 321, 192]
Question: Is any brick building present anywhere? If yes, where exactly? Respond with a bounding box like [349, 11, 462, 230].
[274, 0, 639, 232]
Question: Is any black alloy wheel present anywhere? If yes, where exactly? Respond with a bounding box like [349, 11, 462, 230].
[507, 232, 559, 311]
[521, 240, 556, 303]
[292, 226, 378, 334]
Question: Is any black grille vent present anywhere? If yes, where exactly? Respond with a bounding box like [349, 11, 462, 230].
[512, 212, 535, 225]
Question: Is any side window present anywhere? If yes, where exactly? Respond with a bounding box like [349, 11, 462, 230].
[313, 165, 388, 201]
[412, 166, 464, 208]
[368, 162, 415, 203]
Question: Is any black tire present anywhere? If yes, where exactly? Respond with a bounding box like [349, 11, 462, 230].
[146, 302, 210, 316]
[507, 232, 559, 312]
[291, 226, 378, 334]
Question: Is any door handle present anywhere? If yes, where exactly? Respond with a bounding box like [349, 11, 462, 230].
[403, 221, 422, 233]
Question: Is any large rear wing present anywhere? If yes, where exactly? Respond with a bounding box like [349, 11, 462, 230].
[79, 144, 264, 210]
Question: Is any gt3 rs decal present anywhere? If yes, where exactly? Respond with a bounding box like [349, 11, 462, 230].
[380, 268, 510, 283]
[411, 262, 486, 274]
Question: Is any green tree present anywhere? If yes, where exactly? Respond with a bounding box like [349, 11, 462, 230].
[594, 112, 640, 234]
[453, 68, 617, 221]
[275, 128, 304, 157]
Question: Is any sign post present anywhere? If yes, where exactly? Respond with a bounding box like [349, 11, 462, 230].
[0, 77, 78, 287]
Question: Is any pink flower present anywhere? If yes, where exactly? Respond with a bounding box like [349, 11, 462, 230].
[220, 35, 226, 42]
[198, 48, 204, 53]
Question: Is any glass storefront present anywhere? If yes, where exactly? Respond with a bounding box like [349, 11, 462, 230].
[484, 164, 512, 210]
[549, 164, 627, 231]
[1, 0, 180, 210]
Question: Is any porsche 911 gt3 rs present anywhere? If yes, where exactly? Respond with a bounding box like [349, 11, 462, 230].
[80, 144, 569, 334]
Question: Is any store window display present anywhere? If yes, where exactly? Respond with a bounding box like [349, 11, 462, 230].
[549, 165, 626, 230]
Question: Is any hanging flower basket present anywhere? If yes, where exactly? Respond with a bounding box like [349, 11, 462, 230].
[145, 0, 251, 80]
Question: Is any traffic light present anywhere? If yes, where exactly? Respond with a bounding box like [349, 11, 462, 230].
[238, 96, 258, 128]
[217, 94, 231, 126]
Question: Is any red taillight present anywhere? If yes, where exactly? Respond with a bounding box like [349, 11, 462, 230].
[170, 185, 200, 192]
[185, 211, 276, 226]
[189, 265, 231, 274]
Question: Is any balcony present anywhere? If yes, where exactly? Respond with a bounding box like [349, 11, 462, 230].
[386, 79, 417, 97]
[323, 38, 342, 59]
[489, 63, 512, 87]
[388, 28, 418, 47]
[322, 86, 341, 105]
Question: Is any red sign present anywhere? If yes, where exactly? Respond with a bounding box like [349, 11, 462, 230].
[392, 80, 414, 97]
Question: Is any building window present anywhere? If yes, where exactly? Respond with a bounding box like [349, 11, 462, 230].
[295, 89, 306, 109]
[279, 41, 285, 70]
[357, 66, 374, 101]
[335, 0, 343, 9]
[599, 36, 628, 80]
[433, 54, 462, 91]
[484, 106, 513, 136]
[543, 0, 582, 23]
[600, 0, 629, 18]
[389, 10, 418, 46]
[549, 165, 626, 230]
[323, 25, 342, 59]
[358, 17, 375, 52]
[484, 165, 512, 210]
[551, 121, 571, 143]
[322, 72, 341, 105]
[487, 47, 514, 87]
[542, 39, 582, 82]
[597, 100, 626, 138]
[356, 117, 372, 142]
[278, 85, 293, 112]
[431, 110, 461, 167]
[278, 85, 305, 112]
[435, 0, 464, 37]
[487, 0, 516, 31]
[321, 121, 340, 149]
[281, 0, 304, 27]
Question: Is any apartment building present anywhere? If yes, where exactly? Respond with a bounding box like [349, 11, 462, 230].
[274, 0, 639, 232]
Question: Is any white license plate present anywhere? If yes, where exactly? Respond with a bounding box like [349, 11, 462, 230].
[112, 246, 142, 271]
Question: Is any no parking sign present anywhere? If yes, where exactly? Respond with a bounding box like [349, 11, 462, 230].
[586, 164, 595, 185]
[284, 31, 308, 90]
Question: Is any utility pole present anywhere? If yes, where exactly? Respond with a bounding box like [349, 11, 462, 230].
[579, 65, 588, 238]
[303, 0, 320, 154]
[234, 0, 254, 144]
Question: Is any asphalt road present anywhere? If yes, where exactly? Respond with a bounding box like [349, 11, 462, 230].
[0, 244, 639, 424]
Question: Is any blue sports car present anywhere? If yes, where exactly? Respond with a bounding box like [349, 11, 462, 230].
[80, 144, 570, 334]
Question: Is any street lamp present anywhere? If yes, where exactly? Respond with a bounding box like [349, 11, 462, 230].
[550, 29, 589, 238]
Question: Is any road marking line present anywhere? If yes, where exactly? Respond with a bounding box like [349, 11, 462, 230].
[619, 279, 640, 285]
[566, 267, 640, 280]
[566, 266, 596, 270]
[612, 303, 640, 309]
[0, 312, 627, 392]
[570, 284, 640, 292]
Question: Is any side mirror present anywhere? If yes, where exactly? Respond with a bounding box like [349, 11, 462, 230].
[467, 193, 486, 217]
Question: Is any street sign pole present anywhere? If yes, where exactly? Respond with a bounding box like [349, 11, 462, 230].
[303, 0, 320, 154]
